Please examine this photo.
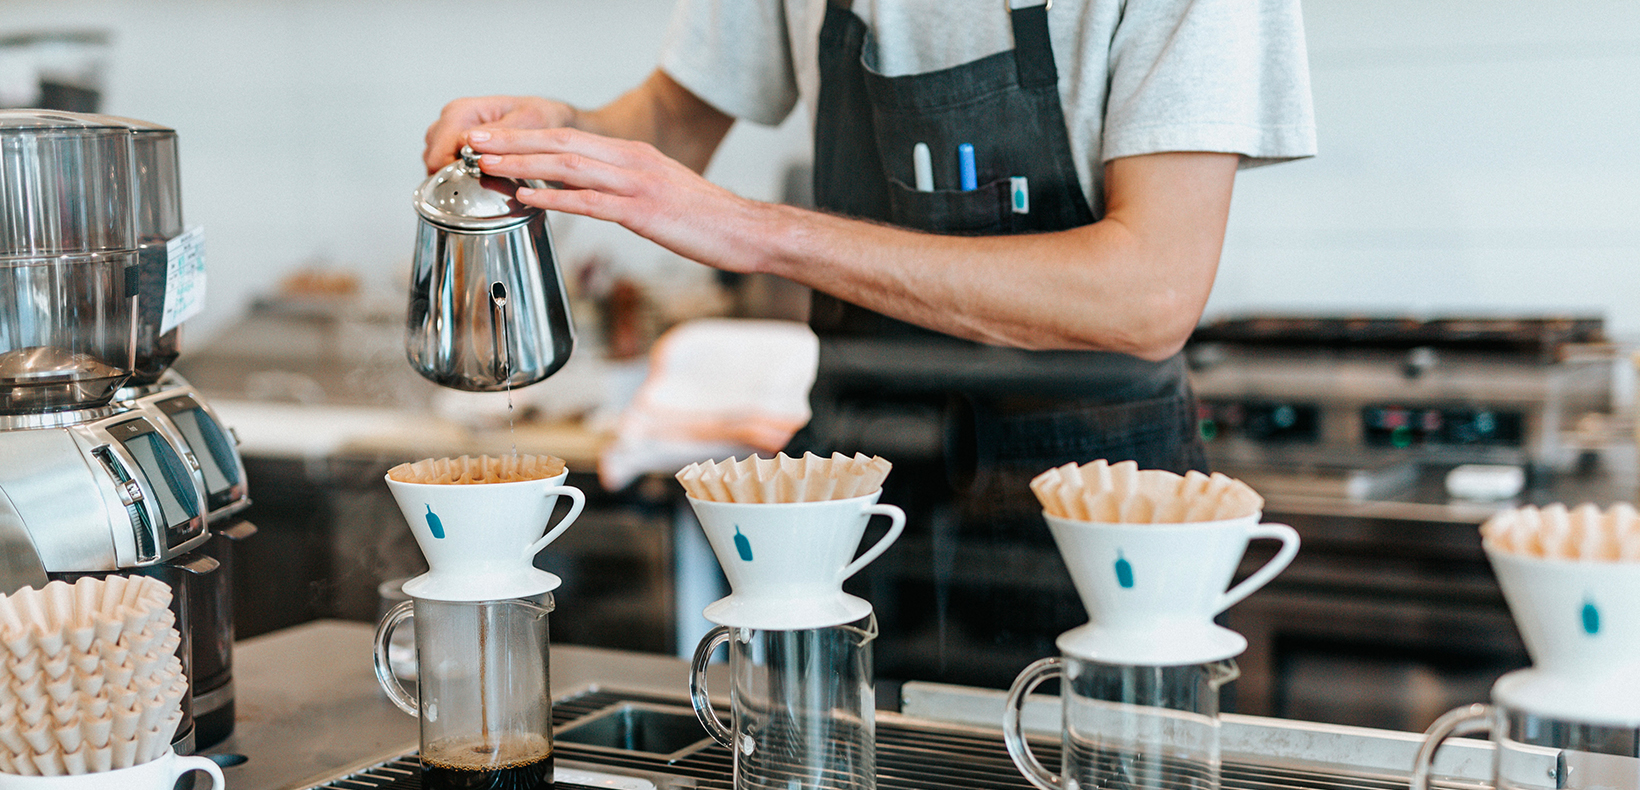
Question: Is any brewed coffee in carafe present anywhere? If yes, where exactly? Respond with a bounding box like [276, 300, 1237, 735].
[376, 595, 556, 790]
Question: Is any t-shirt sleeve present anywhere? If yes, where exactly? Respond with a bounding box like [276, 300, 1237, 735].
[659, 0, 800, 127]
[1101, 0, 1317, 168]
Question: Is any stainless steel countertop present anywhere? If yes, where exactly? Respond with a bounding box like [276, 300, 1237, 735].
[208, 620, 1526, 790]
[208, 620, 698, 790]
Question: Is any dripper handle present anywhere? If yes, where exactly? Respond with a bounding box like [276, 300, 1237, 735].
[1003, 657, 1065, 790]
[372, 600, 420, 717]
[1410, 703, 1493, 790]
[689, 625, 737, 751]
[526, 484, 587, 558]
[837, 503, 906, 583]
[1214, 523, 1300, 614]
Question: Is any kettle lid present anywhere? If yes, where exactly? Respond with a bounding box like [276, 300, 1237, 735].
[414, 146, 541, 231]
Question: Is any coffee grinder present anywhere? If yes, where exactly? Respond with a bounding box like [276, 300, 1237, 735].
[100, 113, 255, 750]
[0, 109, 253, 752]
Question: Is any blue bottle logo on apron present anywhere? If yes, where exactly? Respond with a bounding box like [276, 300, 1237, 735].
[1114, 550, 1134, 589]
[425, 504, 445, 539]
[734, 525, 754, 562]
[1582, 598, 1600, 635]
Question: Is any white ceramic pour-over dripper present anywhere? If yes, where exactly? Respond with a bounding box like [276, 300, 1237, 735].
[1485, 545, 1640, 725]
[1045, 512, 1300, 665]
[689, 491, 905, 630]
[386, 471, 586, 602]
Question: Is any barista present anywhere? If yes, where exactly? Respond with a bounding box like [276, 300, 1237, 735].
[425, 0, 1315, 685]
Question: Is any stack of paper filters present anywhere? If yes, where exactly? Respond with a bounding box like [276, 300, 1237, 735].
[0, 577, 186, 776]
[676, 452, 891, 503]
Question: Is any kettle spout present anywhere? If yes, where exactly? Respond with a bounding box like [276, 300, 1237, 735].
[489, 281, 511, 382]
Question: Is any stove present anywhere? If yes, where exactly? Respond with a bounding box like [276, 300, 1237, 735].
[1188, 315, 1618, 477]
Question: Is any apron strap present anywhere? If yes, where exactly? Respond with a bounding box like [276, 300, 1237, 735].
[1009, 3, 1058, 88]
[828, 0, 852, 9]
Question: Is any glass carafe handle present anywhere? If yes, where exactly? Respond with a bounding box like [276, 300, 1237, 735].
[1003, 657, 1065, 790]
[1410, 703, 1493, 790]
[689, 625, 736, 750]
[372, 600, 419, 716]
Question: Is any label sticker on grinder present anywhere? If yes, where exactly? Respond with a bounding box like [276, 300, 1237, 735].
[162, 225, 207, 333]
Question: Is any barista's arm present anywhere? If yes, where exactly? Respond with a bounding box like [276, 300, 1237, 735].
[471, 118, 1236, 360]
[424, 70, 733, 174]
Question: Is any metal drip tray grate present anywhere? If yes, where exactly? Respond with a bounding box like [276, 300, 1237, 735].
[309, 689, 1480, 790]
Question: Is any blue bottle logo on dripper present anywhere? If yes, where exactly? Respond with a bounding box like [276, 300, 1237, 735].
[1582, 598, 1601, 635]
[1114, 550, 1134, 589]
[734, 525, 754, 562]
[425, 505, 445, 539]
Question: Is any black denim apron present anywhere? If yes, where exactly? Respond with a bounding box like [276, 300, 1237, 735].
[795, 0, 1209, 688]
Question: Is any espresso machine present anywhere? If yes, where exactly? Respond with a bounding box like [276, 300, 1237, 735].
[0, 110, 253, 753]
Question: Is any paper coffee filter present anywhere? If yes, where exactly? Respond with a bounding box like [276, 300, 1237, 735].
[387, 453, 568, 485]
[1482, 502, 1640, 561]
[1030, 460, 1262, 524]
[0, 577, 185, 776]
[676, 452, 892, 503]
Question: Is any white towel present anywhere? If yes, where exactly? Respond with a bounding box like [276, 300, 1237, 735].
[599, 319, 818, 490]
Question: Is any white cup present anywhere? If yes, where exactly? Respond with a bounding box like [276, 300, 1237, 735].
[1486, 545, 1640, 689]
[386, 470, 586, 602]
[1045, 511, 1300, 664]
[688, 492, 905, 630]
[0, 749, 223, 790]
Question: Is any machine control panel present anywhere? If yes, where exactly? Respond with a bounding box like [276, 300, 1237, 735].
[102, 417, 205, 559]
[1361, 405, 1525, 449]
[1197, 400, 1321, 444]
[149, 392, 248, 519]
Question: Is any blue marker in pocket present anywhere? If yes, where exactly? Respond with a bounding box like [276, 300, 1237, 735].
[958, 143, 977, 191]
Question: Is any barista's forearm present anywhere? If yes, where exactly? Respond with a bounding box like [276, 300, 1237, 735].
[750, 153, 1238, 359]
[574, 70, 734, 174]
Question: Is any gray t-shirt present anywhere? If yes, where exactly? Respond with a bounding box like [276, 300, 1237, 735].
[660, 0, 1318, 210]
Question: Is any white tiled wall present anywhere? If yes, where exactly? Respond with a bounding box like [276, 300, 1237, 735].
[1213, 0, 1640, 335]
[4, 0, 1639, 340]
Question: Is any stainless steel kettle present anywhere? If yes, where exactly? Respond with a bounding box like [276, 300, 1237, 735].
[407, 146, 574, 391]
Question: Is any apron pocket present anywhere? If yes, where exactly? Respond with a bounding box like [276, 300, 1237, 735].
[886, 177, 1014, 235]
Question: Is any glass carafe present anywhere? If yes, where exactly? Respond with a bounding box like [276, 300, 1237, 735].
[690, 615, 878, 790]
[375, 595, 556, 790]
[1414, 701, 1639, 790]
[1004, 658, 1240, 790]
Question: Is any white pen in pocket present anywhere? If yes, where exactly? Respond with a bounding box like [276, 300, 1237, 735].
[913, 143, 934, 192]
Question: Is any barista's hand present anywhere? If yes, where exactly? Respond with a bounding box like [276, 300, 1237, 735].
[469, 127, 771, 274]
[423, 96, 578, 174]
